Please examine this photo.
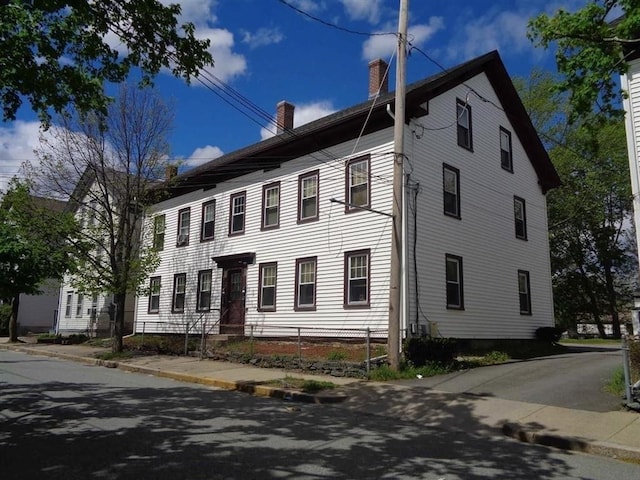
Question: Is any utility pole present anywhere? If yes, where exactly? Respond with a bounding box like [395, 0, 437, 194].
[388, 0, 409, 370]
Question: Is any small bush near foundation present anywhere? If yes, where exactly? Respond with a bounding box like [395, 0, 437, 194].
[403, 337, 458, 367]
[630, 339, 640, 383]
[535, 327, 565, 343]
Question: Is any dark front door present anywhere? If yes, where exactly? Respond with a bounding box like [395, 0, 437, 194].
[220, 267, 246, 335]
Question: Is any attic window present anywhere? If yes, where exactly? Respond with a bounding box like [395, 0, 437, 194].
[456, 99, 472, 151]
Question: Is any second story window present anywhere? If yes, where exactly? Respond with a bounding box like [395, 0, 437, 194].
[500, 127, 513, 172]
[229, 191, 246, 235]
[443, 164, 460, 218]
[153, 214, 165, 250]
[346, 155, 370, 212]
[76, 294, 84, 317]
[446, 254, 464, 310]
[457, 99, 472, 150]
[262, 182, 280, 230]
[514, 196, 527, 240]
[298, 171, 319, 222]
[177, 208, 190, 246]
[201, 200, 215, 241]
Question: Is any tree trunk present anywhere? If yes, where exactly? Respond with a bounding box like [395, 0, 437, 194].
[111, 292, 127, 353]
[9, 294, 20, 342]
[578, 265, 606, 338]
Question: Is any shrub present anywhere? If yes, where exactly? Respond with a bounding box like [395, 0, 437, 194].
[0, 304, 12, 336]
[327, 350, 347, 361]
[403, 337, 458, 366]
[535, 327, 565, 343]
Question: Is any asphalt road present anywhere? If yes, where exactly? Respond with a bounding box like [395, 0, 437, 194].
[395, 345, 624, 412]
[2, 349, 639, 479]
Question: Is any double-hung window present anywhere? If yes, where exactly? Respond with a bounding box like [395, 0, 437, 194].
[65, 292, 73, 317]
[196, 270, 212, 312]
[457, 99, 472, 150]
[148, 277, 161, 313]
[177, 208, 190, 246]
[229, 191, 246, 235]
[346, 156, 370, 211]
[345, 250, 370, 308]
[262, 182, 280, 229]
[518, 270, 532, 315]
[298, 171, 319, 222]
[446, 254, 464, 309]
[500, 127, 513, 172]
[172, 273, 186, 313]
[514, 196, 527, 240]
[201, 200, 215, 241]
[153, 215, 165, 250]
[258, 263, 277, 311]
[76, 294, 84, 317]
[443, 164, 460, 218]
[295, 257, 317, 310]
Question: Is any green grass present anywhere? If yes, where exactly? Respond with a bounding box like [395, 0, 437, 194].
[327, 350, 348, 361]
[369, 362, 454, 381]
[264, 376, 337, 393]
[96, 351, 134, 361]
[605, 366, 626, 396]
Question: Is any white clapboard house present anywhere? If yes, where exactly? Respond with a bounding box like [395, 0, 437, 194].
[134, 51, 560, 341]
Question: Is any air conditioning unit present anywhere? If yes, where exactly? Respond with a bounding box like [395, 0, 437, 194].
[177, 234, 188, 246]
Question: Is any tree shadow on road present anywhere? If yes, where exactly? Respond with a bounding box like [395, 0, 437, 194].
[0, 366, 607, 479]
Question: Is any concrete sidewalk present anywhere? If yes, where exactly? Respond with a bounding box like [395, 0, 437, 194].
[2, 339, 639, 462]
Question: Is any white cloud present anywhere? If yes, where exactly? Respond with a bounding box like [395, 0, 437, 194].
[0, 121, 42, 193]
[260, 101, 337, 140]
[196, 27, 247, 82]
[445, 10, 534, 62]
[341, 0, 383, 25]
[184, 145, 224, 167]
[362, 17, 444, 61]
[241, 27, 284, 49]
[288, 0, 325, 13]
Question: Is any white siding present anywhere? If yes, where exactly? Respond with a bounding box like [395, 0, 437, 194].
[405, 73, 554, 339]
[136, 134, 395, 336]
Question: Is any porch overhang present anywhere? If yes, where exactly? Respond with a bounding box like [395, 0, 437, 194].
[211, 252, 256, 268]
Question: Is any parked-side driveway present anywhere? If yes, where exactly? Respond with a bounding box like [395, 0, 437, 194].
[395, 345, 624, 412]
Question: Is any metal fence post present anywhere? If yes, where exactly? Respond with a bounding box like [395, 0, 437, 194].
[298, 327, 302, 363]
[141, 321, 145, 349]
[622, 336, 633, 405]
[366, 328, 371, 375]
[250, 324, 255, 356]
[184, 321, 189, 356]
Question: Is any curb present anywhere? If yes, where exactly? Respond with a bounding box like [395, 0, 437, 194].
[0, 343, 347, 405]
[502, 423, 640, 463]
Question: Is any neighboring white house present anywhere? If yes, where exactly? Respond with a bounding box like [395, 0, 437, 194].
[56, 170, 136, 336]
[135, 51, 560, 340]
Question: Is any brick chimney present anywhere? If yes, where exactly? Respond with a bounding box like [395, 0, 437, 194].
[368, 59, 389, 98]
[165, 165, 178, 182]
[276, 100, 295, 134]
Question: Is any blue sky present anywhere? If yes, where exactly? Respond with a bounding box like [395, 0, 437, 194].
[0, 0, 585, 191]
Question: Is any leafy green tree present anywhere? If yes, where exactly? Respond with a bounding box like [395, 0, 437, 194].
[516, 71, 635, 338]
[28, 85, 169, 352]
[0, 179, 79, 342]
[0, 0, 212, 124]
[528, 0, 640, 118]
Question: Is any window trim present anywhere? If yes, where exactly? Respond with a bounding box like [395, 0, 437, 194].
[65, 292, 73, 318]
[229, 191, 246, 236]
[500, 126, 513, 172]
[518, 270, 532, 315]
[514, 196, 528, 240]
[445, 254, 464, 310]
[456, 98, 473, 151]
[176, 208, 190, 247]
[345, 155, 371, 213]
[153, 214, 165, 251]
[261, 181, 281, 230]
[344, 249, 371, 309]
[298, 170, 320, 223]
[148, 276, 161, 314]
[172, 273, 186, 313]
[200, 200, 216, 242]
[196, 270, 212, 312]
[294, 256, 317, 311]
[257, 262, 277, 312]
[443, 163, 461, 219]
[75, 293, 84, 317]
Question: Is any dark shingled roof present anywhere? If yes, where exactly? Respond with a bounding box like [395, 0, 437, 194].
[162, 50, 560, 198]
